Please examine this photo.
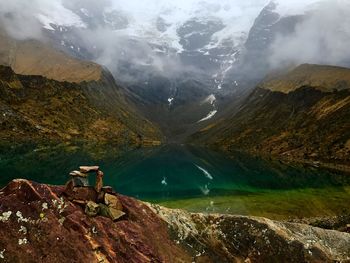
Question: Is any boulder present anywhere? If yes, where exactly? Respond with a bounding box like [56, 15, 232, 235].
[99, 204, 125, 221]
[104, 193, 123, 211]
[85, 201, 100, 217]
[65, 186, 98, 202]
[108, 207, 126, 221]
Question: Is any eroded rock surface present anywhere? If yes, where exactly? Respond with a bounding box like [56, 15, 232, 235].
[0, 179, 349, 263]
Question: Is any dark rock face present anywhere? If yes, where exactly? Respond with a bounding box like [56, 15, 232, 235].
[177, 18, 225, 51]
[232, 1, 304, 83]
[0, 179, 349, 262]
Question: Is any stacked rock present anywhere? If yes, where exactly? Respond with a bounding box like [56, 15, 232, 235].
[68, 166, 103, 193]
[64, 166, 125, 221]
[69, 170, 89, 187]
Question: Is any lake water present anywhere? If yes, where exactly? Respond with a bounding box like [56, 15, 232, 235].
[0, 144, 349, 219]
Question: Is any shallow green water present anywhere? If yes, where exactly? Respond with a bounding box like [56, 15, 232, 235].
[0, 144, 349, 219]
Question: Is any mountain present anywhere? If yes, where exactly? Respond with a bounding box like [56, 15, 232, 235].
[20, 1, 261, 141]
[3, 0, 340, 142]
[190, 64, 350, 167]
[1, 1, 349, 145]
[0, 65, 162, 148]
[0, 179, 349, 262]
[224, 1, 305, 90]
[0, 31, 162, 148]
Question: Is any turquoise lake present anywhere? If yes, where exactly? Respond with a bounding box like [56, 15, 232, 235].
[1, 144, 349, 219]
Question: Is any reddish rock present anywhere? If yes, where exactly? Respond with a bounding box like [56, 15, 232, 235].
[0, 179, 349, 263]
[0, 180, 192, 263]
[101, 186, 113, 193]
[63, 185, 98, 203]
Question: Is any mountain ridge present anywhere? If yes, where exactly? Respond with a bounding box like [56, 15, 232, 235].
[0, 29, 102, 83]
[261, 64, 350, 93]
[189, 64, 350, 167]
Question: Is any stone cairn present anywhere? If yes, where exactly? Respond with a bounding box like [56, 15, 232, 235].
[64, 166, 125, 221]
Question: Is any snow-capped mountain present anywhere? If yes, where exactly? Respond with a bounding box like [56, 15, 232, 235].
[1, 0, 349, 141]
[35, 0, 269, 89]
[29, 0, 268, 141]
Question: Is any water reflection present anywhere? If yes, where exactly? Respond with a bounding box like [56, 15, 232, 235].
[0, 143, 349, 218]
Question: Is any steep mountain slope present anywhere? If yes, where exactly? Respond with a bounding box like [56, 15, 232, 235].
[0, 28, 163, 147]
[0, 29, 101, 83]
[0, 65, 162, 147]
[190, 64, 350, 166]
[0, 179, 349, 262]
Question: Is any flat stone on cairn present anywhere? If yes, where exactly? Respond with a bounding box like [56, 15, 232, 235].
[69, 170, 88, 177]
[79, 166, 100, 173]
[67, 166, 101, 188]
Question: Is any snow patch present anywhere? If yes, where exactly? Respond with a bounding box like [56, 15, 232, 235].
[168, 97, 174, 106]
[202, 94, 216, 105]
[198, 110, 217, 122]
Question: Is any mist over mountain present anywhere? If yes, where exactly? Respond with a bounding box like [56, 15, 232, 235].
[1, 0, 350, 140]
[1, 0, 349, 85]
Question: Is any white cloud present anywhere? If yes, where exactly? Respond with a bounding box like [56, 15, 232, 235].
[1, 0, 349, 81]
[0, 0, 84, 39]
[269, 0, 350, 68]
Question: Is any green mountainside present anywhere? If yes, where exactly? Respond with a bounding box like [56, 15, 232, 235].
[190, 64, 350, 166]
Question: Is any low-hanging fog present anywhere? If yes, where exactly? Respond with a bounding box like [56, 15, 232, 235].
[269, 0, 350, 69]
[1, 0, 350, 83]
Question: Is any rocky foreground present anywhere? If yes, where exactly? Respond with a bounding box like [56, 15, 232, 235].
[0, 179, 349, 263]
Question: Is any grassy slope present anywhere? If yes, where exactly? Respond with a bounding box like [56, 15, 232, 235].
[190, 64, 350, 165]
[0, 65, 162, 147]
[261, 64, 350, 93]
[0, 29, 101, 83]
